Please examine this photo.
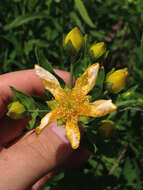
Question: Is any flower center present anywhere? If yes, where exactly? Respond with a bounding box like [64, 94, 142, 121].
[58, 88, 77, 119]
[56, 87, 89, 120]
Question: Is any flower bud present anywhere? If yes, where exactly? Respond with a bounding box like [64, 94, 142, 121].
[63, 27, 84, 56]
[99, 120, 116, 138]
[89, 42, 106, 59]
[106, 69, 129, 94]
[137, 98, 143, 104]
[7, 101, 26, 119]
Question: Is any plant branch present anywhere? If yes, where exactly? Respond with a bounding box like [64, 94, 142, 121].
[108, 147, 127, 175]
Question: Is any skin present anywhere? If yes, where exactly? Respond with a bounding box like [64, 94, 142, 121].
[0, 69, 89, 190]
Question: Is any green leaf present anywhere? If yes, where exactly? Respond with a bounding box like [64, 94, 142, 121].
[29, 111, 39, 129]
[24, 39, 49, 55]
[35, 47, 53, 73]
[4, 11, 49, 30]
[10, 87, 36, 110]
[123, 159, 142, 187]
[74, 0, 95, 28]
[96, 66, 105, 87]
[70, 12, 84, 32]
[10, 87, 38, 128]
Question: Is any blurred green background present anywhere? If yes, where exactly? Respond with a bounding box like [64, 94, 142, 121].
[0, 0, 143, 189]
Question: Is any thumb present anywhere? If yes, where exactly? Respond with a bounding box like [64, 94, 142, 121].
[0, 121, 72, 190]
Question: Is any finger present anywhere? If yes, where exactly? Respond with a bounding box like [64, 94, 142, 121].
[0, 121, 72, 190]
[54, 69, 73, 86]
[30, 171, 59, 190]
[0, 116, 29, 146]
[0, 146, 3, 152]
[0, 69, 71, 118]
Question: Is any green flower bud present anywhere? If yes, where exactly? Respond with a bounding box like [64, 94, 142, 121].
[106, 69, 129, 94]
[89, 42, 106, 59]
[137, 98, 143, 104]
[99, 120, 116, 138]
[63, 27, 84, 56]
[7, 101, 26, 119]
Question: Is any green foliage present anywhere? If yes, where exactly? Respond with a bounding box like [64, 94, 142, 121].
[10, 87, 49, 129]
[1, 0, 143, 189]
[74, 0, 95, 28]
[10, 87, 39, 128]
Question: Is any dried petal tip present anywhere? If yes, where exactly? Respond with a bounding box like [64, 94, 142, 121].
[72, 142, 80, 149]
[108, 100, 117, 111]
[70, 135, 80, 149]
[34, 64, 38, 68]
[87, 63, 100, 92]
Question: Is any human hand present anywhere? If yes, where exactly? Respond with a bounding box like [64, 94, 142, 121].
[0, 69, 89, 190]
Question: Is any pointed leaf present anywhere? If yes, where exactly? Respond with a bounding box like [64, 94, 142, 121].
[4, 11, 49, 30]
[74, 0, 95, 28]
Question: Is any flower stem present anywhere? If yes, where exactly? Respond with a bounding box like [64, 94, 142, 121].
[70, 59, 74, 89]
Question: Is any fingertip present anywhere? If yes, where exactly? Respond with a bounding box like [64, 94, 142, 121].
[54, 69, 75, 86]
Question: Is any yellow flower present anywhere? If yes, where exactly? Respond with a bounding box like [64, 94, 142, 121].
[106, 69, 129, 94]
[89, 42, 106, 59]
[7, 101, 26, 119]
[34, 63, 117, 149]
[64, 27, 84, 54]
[99, 120, 116, 138]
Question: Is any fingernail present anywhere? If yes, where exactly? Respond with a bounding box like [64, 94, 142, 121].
[50, 121, 70, 144]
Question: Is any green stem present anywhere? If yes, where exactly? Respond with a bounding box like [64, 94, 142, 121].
[116, 100, 137, 107]
[70, 61, 74, 89]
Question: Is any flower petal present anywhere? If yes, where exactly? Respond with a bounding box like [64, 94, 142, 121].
[35, 65, 65, 100]
[35, 109, 62, 134]
[72, 63, 100, 98]
[79, 100, 117, 117]
[65, 118, 80, 149]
